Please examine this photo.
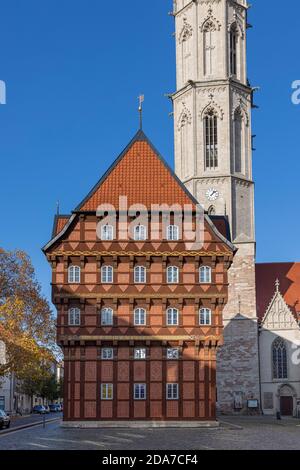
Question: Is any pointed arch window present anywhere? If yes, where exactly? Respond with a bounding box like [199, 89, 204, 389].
[234, 109, 242, 173]
[204, 110, 218, 169]
[203, 21, 216, 76]
[208, 206, 216, 216]
[272, 338, 288, 379]
[230, 24, 238, 76]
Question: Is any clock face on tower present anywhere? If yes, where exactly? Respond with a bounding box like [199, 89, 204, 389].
[206, 188, 220, 202]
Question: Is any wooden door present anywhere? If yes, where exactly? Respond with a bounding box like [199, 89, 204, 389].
[280, 396, 293, 416]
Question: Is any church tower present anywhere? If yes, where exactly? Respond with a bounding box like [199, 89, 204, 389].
[172, 0, 260, 413]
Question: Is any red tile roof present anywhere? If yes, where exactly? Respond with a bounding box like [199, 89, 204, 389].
[76, 130, 197, 212]
[256, 263, 300, 322]
[53, 215, 70, 237]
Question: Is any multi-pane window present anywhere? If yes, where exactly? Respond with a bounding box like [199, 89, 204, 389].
[134, 308, 146, 326]
[101, 266, 113, 284]
[200, 266, 212, 284]
[167, 266, 179, 284]
[230, 25, 237, 76]
[272, 338, 288, 379]
[134, 266, 146, 284]
[167, 384, 179, 400]
[167, 348, 179, 360]
[167, 308, 179, 326]
[101, 224, 114, 241]
[167, 225, 179, 241]
[68, 265, 81, 284]
[199, 308, 212, 326]
[205, 111, 218, 169]
[101, 384, 113, 400]
[134, 384, 146, 400]
[101, 307, 114, 326]
[68, 307, 81, 326]
[134, 348, 146, 360]
[101, 348, 114, 360]
[134, 225, 147, 241]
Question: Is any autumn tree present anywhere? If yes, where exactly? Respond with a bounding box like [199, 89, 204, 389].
[0, 248, 57, 378]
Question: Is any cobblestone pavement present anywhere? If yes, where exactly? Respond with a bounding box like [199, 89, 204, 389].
[0, 417, 300, 450]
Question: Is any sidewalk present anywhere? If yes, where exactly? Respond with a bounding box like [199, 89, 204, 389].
[5, 412, 62, 430]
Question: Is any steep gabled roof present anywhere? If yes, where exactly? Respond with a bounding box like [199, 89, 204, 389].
[74, 129, 198, 212]
[43, 130, 235, 253]
[256, 263, 300, 322]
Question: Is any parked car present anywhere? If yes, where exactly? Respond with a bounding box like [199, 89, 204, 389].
[49, 404, 60, 413]
[56, 404, 62, 412]
[44, 405, 50, 414]
[0, 410, 11, 429]
[32, 405, 46, 414]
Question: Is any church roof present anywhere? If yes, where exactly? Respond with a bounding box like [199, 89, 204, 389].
[256, 263, 300, 322]
[75, 129, 198, 212]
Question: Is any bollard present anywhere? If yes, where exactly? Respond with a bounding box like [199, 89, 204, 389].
[43, 413, 46, 429]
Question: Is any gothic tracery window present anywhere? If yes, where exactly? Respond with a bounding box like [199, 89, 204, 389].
[230, 24, 238, 76]
[234, 109, 242, 173]
[204, 109, 218, 169]
[203, 20, 216, 76]
[272, 338, 288, 380]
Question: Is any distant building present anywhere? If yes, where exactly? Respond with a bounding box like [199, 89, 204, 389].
[257, 264, 300, 417]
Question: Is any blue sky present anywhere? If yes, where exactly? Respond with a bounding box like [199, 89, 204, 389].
[0, 0, 300, 301]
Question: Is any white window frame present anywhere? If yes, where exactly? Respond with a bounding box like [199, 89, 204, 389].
[68, 265, 81, 284]
[134, 308, 146, 326]
[167, 225, 179, 241]
[101, 348, 114, 360]
[166, 383, 179, 400]
[199, 266, 212, 284]
[101, 383, 113, 400]
[134, 225, 147, 241]
[167, 348, 179, 360]
[134, 348, 146, 360]
[167, 308, 179, 326]
[101, 265, 113, 284]
[134, 266, 146, 284]
[101, 307, 114, 326]
[68, 307, 81, 326]
[134, 384, 146, 400]
[199, 308, 212, 326]
[101, 224, 114, 241]
[167, 266, 179, 284]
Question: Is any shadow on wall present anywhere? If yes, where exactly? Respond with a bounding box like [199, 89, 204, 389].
[217, 312, 300, 417]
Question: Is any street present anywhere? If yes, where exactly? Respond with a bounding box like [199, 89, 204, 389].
[1, 416, 300, 450]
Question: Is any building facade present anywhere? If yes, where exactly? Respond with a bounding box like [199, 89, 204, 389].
[256, 264, 300, 417]
[43, 132, 235, 424]
[172, 0, 260, 413]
